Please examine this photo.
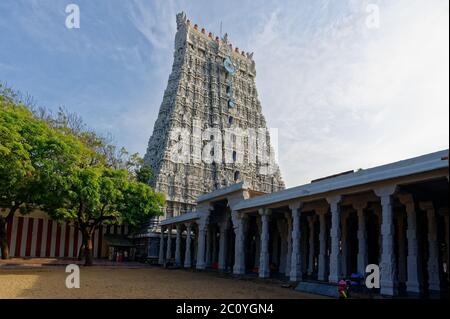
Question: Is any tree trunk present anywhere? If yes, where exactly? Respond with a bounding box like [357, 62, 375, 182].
[0, 216, 10, 260]
[78, 243, 85, 261]
[82, 232, 94, 266]
[0, 208, 16, 260]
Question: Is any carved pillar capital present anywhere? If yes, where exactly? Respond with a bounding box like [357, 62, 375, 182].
[196, 215, 209, 232]
[289, 202, 303, 212]
[326, 195, 342, 209]
[315, 205, 329, 216]
[284, 212, 293, 230]
[374, 185, 397, 204]
[352, 200, 368, 213]
[397, 193, 415, 214]
[419, 201, 434, 213]
[258, 207, 272, 217]
[231, 210, 247, 230]
[184, 222, 192, 229]
[307, 215, 317, 225]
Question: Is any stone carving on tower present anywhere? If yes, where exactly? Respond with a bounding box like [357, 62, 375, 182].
[144, 12, 285, 219]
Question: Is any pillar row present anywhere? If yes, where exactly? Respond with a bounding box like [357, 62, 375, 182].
[397, 215, 407, 283]
[218, 220, 229, 271]
[307, 215, 316, 275]
[400, 196, 422, 294]
[158, 226, 165, 265]
[196, 218, 208, 270]
[259, 208, 271, 278]
[166, 225, 172, 260]
[184, 223, 192, 268]
[232, 211, 247, 275]
[175, 224, 182, 266]
[327, 196, 342, 283]
[420, 201, 441, 292]
[290, 203, 303, 281]
[285, 212, 293, 276]
[353, 201, 368, 275]
[317, 207, 328, 281]
[206, 226, 212, 267]
[375, 186, 397, 296]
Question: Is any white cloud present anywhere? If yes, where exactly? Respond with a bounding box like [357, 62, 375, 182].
[126, 0, 177, 50]
[248, 0, 449, 186]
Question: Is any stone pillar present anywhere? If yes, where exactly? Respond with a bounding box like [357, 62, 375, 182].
[285, 212, 292, 276]
[255, 218, 261, 267]
[158, 226, 165, 265]
[301, 222, 308, 274]
[232, 211, 247, 275]
[193, 231, 198, 263]
[327, 196, 342, 283]
[444, 212, 449, 279]
[341, 212, 348, 277]
[175, 224, 182, 266]
[317, 207, 328, 281]
[397, 195, 421, 294]
[375, 186, 398, 296]
[307, 216, 316, 275]
[212, 226, 217, 265]
[184, 223, 192, 268]
[420, 202, 441, 292]
[354, 201, 368, 275]
[290, 203, 303, 281]
[196, 218, 208, 270]
[218, 220, 228, 271]
[397, 215, 407, 283]
[272, 230, 279, 267]
[276, 220, 286, 273]
[259, 208, 271, 278]
[206, 226, 212, 267]
[373, 205, 382, 264]
[166, 225, 172, 260]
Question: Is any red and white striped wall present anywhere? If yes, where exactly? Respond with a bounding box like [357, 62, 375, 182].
[0, 211, 129, 258]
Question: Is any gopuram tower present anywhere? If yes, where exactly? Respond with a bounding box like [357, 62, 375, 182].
[144, 12, 284, 219]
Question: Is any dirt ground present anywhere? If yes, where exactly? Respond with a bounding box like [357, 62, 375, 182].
[0, 266, 326, 299]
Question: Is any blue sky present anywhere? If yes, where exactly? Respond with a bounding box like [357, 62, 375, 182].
[1, 0, 448, 187]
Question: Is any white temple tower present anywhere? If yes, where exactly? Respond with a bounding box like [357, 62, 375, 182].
[144, 12, 284, 219]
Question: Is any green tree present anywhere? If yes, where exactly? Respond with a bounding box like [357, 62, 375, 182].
[46, 167, 164, 265]
[0, 87, 89, 259]
[1, 84, 164, 265]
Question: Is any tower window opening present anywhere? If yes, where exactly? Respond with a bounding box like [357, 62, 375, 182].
[234, 171, 240, 182]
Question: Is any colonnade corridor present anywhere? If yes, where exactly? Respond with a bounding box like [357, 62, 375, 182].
[159, 174, 449, 298]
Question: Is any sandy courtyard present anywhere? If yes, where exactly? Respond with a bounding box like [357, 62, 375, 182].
[0, 266, 325, 299]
